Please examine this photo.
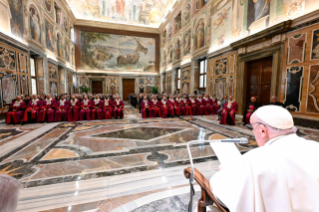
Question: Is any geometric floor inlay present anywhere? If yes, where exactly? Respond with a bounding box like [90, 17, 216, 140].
[93, 127, 183, 140]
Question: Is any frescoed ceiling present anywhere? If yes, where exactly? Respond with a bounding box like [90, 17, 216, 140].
[66, 0, 175, 27]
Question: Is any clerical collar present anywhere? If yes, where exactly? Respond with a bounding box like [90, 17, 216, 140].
[264, 133, 295, 146]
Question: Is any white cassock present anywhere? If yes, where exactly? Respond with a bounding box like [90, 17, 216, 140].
[210, 133, 319, 212]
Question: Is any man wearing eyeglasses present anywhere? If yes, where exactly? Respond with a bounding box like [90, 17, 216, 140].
[210, 105, 319, 211]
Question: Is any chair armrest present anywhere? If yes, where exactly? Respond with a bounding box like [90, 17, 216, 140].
[184, 167, 229, 212]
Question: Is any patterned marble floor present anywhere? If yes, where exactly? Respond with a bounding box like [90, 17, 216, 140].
[0, 115, 318, 212]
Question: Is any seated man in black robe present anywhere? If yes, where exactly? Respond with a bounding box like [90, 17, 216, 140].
[268, 96, 284, 107]
[242, 96, 261, 125]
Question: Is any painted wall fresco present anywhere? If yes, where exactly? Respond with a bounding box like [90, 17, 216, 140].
[45, 20, 55, 52]
[67, 0, 171, 27]
[8, 0, 24, 39]
[80, 31, 156, 72]
[160, 0, 319, 71]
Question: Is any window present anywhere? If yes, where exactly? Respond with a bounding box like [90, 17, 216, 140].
[30, 57, 37, 95]
[176, 68, 181, 91]
[198, 59, 207, 89]
[70, 27, 75, 42]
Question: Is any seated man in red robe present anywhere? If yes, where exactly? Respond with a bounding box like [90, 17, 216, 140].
[196, 95, 208, 115]
[168, 95, 180, 117]
[6, 96, 26, 125]
[55, 95, 69, 122]
[141, 95, 150, 119]
[113, 94, 124, 119]
[80, 95, 91, 121]
[91, 95, 103, 120]
[23, 94, 42, 124]
[150, 95, 161, 118]
[210, 95, 219, 115]
[220, 95, 238, 125]
[203, 94, 213, 115]
[182, 95, 192, 116]
[175, 95, 185, 116]
[102, 95, 113, 119]
[68, 95, 80, 122]
[189, 95, 197, 115]
[160, 96, 169, 118]
[38, 94, 56, 123]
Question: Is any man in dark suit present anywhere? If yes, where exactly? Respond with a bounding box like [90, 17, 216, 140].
[242, 96, 261, 125]
[268, 96, 284, 107]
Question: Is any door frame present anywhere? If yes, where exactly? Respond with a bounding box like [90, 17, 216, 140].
[236, 43, 284, 114]
[121, 77, 136, 100]
[89, 78, 105, 94]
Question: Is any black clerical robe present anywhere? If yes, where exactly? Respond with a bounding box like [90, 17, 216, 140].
[268, 101, 284, 107]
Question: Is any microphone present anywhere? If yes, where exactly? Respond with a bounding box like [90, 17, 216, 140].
[221, 137, 248, 144]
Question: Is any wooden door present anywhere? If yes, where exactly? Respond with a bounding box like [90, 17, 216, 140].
[92, 81, 103, 94]
[246, 56, 273, 106]
[122, 79, 135, 100]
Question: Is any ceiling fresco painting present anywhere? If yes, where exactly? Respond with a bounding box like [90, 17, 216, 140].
[67, 0, 174, 27]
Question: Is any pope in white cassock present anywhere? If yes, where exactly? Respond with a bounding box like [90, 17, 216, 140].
[210, 105, 319, 212]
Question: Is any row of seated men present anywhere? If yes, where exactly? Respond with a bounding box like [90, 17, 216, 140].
[138, 93, 284, 126]
[5, 93, 124, 125]
[138, 94, 238, 125]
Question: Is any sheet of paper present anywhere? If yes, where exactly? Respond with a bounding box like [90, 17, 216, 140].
[210, 142, 242, 166]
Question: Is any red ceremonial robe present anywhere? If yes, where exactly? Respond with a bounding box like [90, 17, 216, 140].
[23, 99, 42, 123]
[6, 100, 26, 124]
[196, 98, 208, 115]
[141, 100, 151, 119]
[168, 99, 180, 116]
[80, 99, 91, 121]
[203, 98, 213, 115]
[55, 100, 69, 122]
[160, 100, 169, 118]
[38, 98, 56, 123]
[220, 101, 238, 125]
[211, 98, 219, 115]
[91, 99, 103, 120]
[102, 99, 113, 119]
[175, 98, 185, 116]
[113, 99, 124, 119]
[150, 100, 161, 118]
[67, 99, 80, 122]
[183, 99, 192, 116]
[175, 98, 186, 115]
[189, 98, 197, 115]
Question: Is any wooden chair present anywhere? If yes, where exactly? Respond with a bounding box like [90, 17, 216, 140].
[184, 167, 229, 212]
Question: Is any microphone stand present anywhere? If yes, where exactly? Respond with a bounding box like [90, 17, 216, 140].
[186, 138, 248, 212]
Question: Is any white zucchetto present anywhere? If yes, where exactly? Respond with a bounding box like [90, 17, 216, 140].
[255, 105, 293, 129]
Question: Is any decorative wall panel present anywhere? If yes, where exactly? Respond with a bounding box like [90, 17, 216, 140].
[311, 29, 319, 61]
[284, 66, 304, 112]
[215, 77, 226, 100]
[307, 65, 319, 113]
[287, 34, 306, 64]
[215, 58, 227, 75]
[20, 75, 29, 96]
[0, 46, 16, 71]
[48, 63, 59, 95]
[0, 73, 18, 108]
[180, 67, 190, 94]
